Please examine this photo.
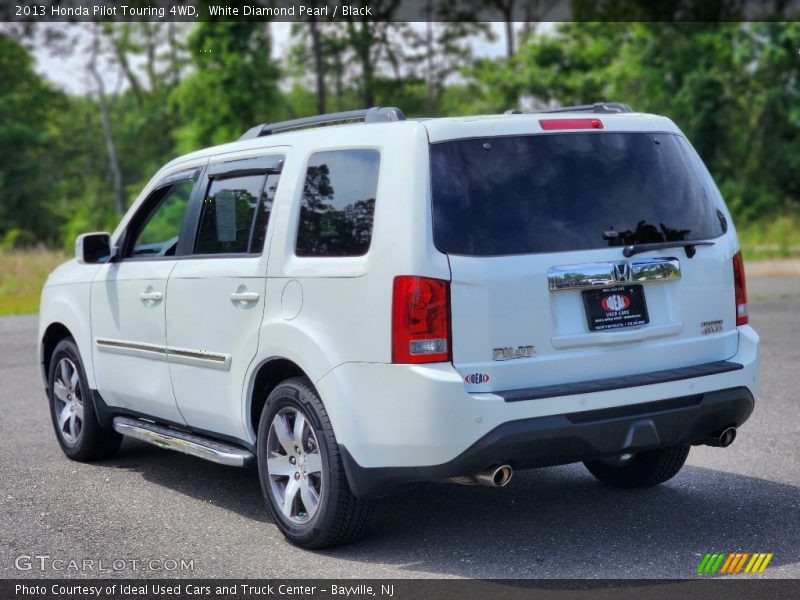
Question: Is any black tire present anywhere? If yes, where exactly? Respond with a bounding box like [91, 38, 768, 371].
[583, 445, 690, 488]
[47, 338, 122, 461]
[257, 377, 370, 549]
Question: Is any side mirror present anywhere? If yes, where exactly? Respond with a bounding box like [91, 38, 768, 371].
[75, 232, 115, 264]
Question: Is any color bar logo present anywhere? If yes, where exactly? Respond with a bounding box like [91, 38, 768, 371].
[697, 552, 774, 575]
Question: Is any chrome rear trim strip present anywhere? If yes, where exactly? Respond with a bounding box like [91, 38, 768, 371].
[548, 257, 681, 291]
[112, 417, 254, 467]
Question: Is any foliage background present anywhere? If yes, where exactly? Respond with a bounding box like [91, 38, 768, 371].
[1, 14, 800, 312]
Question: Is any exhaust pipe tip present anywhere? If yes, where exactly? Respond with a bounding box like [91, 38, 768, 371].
[706, 427, 737, 448]
[446, 464, 514, 488]
[493, 464, 513, 487]
[476, 464, 513, 487]
[720, 427, 737, 447]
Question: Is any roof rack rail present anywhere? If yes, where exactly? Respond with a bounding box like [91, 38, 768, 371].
[239, 106, 406, 140]
[504, 102, 633, 116]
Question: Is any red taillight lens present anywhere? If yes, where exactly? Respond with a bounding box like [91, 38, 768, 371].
[733, 251, 748, 326]
[392, 276, 451, 364]
[539, 118, 604, 130]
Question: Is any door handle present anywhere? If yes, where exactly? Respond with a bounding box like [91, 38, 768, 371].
[229, 291, 260, 304]
[139, 290, 163, 303]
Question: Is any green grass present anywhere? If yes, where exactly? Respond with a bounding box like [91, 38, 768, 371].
[738, 215, 800, 261]
[0, 249, 68, 316]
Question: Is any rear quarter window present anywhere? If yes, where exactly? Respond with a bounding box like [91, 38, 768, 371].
[431, 132, 726, 256]
[295, 149, 380, 257]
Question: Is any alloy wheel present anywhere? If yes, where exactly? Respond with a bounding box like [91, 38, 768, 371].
[266, 407, 324, 524]
[53, 357, 84, 446]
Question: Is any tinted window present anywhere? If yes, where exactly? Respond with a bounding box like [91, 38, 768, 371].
[195, 174, 268, 255]
[250, 174, 279, 254]
[295, 150, 380, 257]
[131, 180, 194, 258]
[431, 133, 726, 256]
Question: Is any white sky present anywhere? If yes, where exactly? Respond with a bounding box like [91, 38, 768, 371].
[33, 22, 510, 95]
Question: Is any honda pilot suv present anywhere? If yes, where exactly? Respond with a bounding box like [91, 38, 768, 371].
[39, 104, 759, 548]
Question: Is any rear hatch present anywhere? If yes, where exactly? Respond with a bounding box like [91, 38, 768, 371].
[430, 121, 739, 393]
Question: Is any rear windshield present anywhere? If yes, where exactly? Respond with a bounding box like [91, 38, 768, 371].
[431, 132, 727, 256]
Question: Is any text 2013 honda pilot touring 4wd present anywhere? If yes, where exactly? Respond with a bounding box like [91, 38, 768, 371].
[39, 104, 759, 548]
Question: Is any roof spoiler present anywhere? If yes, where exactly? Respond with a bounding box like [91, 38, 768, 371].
[504, 102, 634, 115]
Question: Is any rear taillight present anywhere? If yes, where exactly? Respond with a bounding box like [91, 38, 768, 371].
[733, 251, 748, 326]
[392, 276, 451, 364]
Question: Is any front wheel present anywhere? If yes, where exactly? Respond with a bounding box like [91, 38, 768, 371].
[47, 338, 122, 461]
[583, 444, 690, 488]
[256, 378, 370, 549]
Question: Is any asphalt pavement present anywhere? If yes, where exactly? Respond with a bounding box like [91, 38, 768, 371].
[0, 275, 797, 579]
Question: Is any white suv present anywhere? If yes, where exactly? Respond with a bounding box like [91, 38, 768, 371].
[39, 104, 759, 548]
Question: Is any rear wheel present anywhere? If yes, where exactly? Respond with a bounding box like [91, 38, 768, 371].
[257, 377, 370, 548]
[583, 444, 690, 488]
[47, 338, 122, 461]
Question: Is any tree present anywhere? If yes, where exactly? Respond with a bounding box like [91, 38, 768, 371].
[88, 26, 125, 216]
[474, 20, 800, 221]
[308, 15, 326, 114]
[288, 16, 426, 114]
[172, 22, 284, 150]
[406, 21, 493, 115]
[511, 22, 628, 106]
[289, 17, 336, 115]
[0, 34, 63, 246]
[729, 22, 800, 219]
[343, 20, 396, 107]
[339, 2, 406, 107]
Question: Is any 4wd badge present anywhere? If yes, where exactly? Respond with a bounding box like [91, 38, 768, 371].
[492, 346, 535, 361]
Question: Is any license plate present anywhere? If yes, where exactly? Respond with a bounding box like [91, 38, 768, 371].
[582, 285, 649, 331]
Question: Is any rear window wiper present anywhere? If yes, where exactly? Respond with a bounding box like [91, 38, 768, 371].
[622, 240, 715, 258]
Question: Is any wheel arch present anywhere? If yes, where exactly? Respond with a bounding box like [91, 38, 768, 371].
[244, 320, 344, 443]
[247, 357, 310, 442]
[41, 322, 74, 385]
[39, 287, 95, 390]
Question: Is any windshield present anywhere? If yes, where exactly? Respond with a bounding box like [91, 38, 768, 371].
[430, 132, 727, 256]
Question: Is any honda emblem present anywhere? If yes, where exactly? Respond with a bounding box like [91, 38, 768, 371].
[613, 261, 631, 282]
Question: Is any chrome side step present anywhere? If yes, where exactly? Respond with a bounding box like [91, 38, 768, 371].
[112, 416, 255, 467]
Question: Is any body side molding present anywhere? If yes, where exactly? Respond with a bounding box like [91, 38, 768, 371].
[95, 338, 231, 370]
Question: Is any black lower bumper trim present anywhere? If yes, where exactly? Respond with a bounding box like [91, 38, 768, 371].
[498, 360, 743, 402]
[341, 386, 754, 498]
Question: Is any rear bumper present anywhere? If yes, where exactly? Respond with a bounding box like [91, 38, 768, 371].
[316, 325, 759, 496]
[341, 386, 754, 497]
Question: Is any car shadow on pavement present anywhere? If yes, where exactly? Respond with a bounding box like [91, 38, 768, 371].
[354, 463, 799, 578]
[99, 440, 798, 578]
[99, 438, 271, 524]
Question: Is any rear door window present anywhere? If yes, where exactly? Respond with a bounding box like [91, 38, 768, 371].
[431, 133, 726, 256]
[194, 173, 280, 254]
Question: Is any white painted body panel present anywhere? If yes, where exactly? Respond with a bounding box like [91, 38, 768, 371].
[38, 261, 99, 387]
[90, 260, 185, 423]
[166, 256, 266, 439]
[448, 245, 740, 394]
[317, 326, 759, 468]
